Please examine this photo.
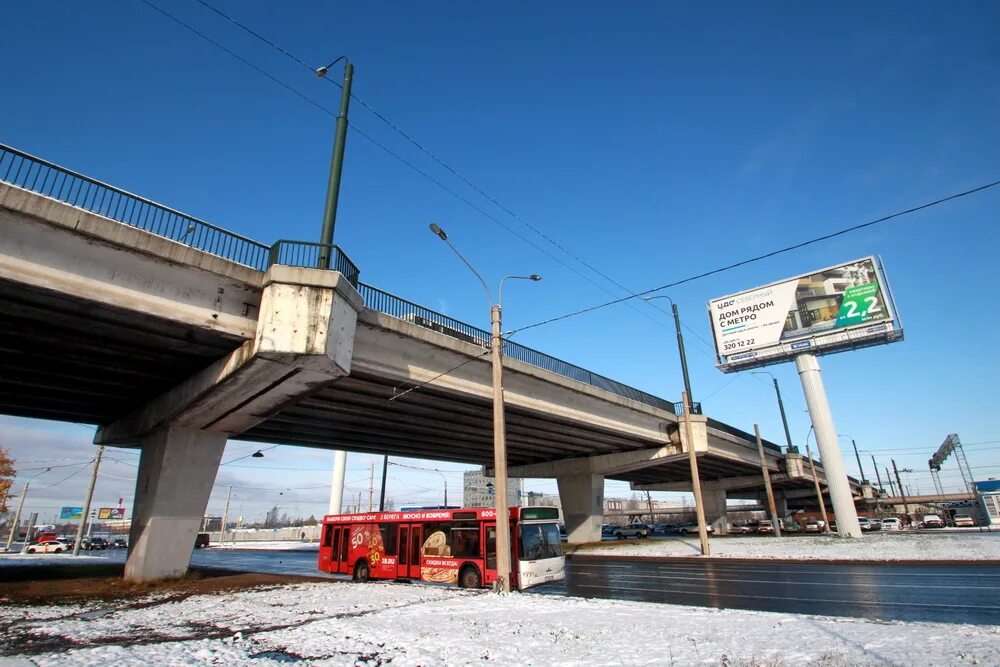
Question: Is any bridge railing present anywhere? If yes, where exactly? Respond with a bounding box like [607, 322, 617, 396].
[0, 143, 360, 284]
[358, 283, 678, 415]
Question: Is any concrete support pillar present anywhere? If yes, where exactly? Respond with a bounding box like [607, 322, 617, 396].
[774, 492, 789, 519]
[557, 473, 604, 544]
[125, 427, 227, 581]
[701, 485, 729, 535]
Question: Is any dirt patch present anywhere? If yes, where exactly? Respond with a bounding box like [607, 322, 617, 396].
[0, 563, 322, 605]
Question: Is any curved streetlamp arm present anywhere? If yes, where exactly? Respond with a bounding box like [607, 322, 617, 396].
[498, 274, 541, 310]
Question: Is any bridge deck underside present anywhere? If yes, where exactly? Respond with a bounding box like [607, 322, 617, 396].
[0, 280, 243, 425]
[237, 372, 767, 486]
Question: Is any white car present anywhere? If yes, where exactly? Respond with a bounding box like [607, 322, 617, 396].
[921, 514, 945, 529]
[953, 514, 975, 527]
[22, 539, 72, 554]
[880, 518, 901, 531]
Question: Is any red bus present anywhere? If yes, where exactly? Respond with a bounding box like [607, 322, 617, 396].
[318, 506, 565, 590]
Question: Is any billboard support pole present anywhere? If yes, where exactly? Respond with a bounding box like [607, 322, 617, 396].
[72, 445, 105, 556]
[795, 353, 861, 538]
[3, 482, 29, 552]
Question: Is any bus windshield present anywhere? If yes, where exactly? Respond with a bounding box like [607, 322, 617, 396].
[519, 523, 562, 561]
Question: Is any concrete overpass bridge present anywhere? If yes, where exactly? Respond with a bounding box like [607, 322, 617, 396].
[0, 143, 861, 579]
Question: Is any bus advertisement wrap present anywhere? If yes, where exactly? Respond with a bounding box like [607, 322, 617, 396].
[708, 256, 903, 372]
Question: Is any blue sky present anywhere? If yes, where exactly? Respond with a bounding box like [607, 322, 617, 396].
[2, 2, 999, 524]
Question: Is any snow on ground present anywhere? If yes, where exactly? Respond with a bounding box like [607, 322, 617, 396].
[576, 530, 1000, 561]
[0, 552, 109, 567]
[2, 580, 998, 666]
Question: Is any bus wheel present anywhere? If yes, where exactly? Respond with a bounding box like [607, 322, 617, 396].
[460, 565, 482, 589]
[353, 560, 370, 583]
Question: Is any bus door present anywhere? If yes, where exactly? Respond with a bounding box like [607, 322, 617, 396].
[484, 522, 497, 582]
[326, 525, 350, 575]
[396, 525, 423, 579]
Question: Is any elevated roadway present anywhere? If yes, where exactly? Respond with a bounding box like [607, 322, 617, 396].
[0, 144, 861, 579]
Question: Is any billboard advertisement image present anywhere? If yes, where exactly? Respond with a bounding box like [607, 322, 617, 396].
[59, 506, 84, 520]
[709, 256, 902, 372]
[98, 507, 126, 520]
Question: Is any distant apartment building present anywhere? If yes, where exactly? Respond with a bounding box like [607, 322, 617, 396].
[463, 469, 524, 508]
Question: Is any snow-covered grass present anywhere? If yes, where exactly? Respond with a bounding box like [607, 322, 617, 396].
[2, 580, 998, 666]
[0, 552, 109, 567]
[574, 531, 1000, 561]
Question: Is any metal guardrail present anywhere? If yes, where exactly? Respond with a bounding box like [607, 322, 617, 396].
[706, 418, 783, 454]
[359, 283, 678, 415]
[0, 143, 360, 285]
[269, 240, 360, 286]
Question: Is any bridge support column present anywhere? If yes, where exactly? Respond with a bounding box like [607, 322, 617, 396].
[701, 484, 729, 535]
[124, 427, 227, 581]
[557, 473, 604, 544]
[775, 492, 789, 519]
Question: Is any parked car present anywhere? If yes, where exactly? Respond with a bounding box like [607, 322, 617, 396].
[678, 523, 714, 535]
[757, 521, 775, 534]
[858, 517, 875, 531]
[804, 521, 824, 533]
[921, 514, 945, 529]
[613, 524, 650, 539]
[880, 517, 901, 531]
[653, 523, 679, 535]
[730, 524, 753, 534]
[112, 538, 128, 549]
[22, 539, 71, 554]
[784, 522, 802, 533]
[194, 532, 211, 548]
[601, 524, 617, 537]
[953, 514, 975, 527]
[870, 519, 883, 531]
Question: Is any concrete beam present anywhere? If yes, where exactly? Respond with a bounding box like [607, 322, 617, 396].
[98, 267, 363, 444]
[125, 427, 227, 580]
[702, 485, 729, 535]
[507, 443, 684, 479]
[0, 182, 261, 339]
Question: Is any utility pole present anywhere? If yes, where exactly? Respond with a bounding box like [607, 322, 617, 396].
[73, 446, 104, 556]
[368, 462, 374, 512]
[683, 392, 710, 555]
[871, 455, 884, 493]
[379, 455, 388, 512]
[491, 302, 513, 590]
[221, 486, 232, 546]
[754, 424, 781, 536]
[891, 459, 910, 520]
[4, 483, 29, 552]
[885, 467, 897, 496]
[850, 438, 867, 484]
[753, 372, 794, 452]
[645, 490, 655, 526]
[806, 445, 830, 533]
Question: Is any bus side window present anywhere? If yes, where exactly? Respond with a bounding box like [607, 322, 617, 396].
[321, 525, 333, 548]
[380, 523, 397, 555]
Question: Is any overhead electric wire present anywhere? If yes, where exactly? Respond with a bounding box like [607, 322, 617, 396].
[180, 0, 678, 332]
[137, 0, 668, 335]
[388, 349, 490, 402]
[508, 179, 1000, 335]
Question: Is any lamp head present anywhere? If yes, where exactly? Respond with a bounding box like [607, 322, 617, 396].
[251, 450, 264, 458]
[529, 274, 541, 281]
[315, 66, 329, 78]
[429, 223, 448, 240]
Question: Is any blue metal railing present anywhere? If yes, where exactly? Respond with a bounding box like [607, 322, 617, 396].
[359, 283, 678, 414]
[0, 143, 359, 285]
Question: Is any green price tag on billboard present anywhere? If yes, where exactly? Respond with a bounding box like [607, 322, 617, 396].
[835, 282, 882, 328]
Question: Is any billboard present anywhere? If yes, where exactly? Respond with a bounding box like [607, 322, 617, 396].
[709, 256, 902, 372]
[59, 506, 83, 520]
[98, 507, 126, 520]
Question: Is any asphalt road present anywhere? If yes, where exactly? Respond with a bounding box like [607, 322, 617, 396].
[550, 557, 1000, 625]
[59, 548, 1000, 624]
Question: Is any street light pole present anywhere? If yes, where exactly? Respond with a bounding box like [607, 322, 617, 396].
[315, 56, 354, 265]
[892, 459, 912, 520]
[752, 371, 794, 452]
[429, 223, 540, 592]
[642, 295, 694, 407]
[4, 482, 30, 552]
[73, 446, 105, 556]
